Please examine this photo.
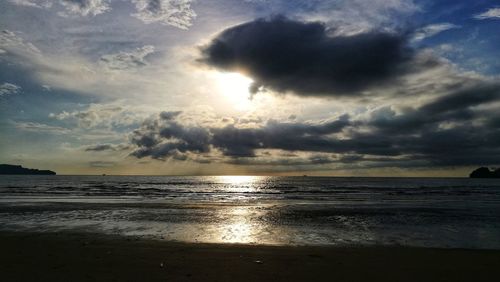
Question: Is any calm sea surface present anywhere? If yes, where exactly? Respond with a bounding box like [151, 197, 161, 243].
[1, 175, 500, 249]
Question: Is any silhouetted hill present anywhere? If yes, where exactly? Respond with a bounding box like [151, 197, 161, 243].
[0, 164, 56, 175]
[469, 167, 500, 178]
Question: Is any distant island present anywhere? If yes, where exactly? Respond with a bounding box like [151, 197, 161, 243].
[0, 164, 56, 175]
[469, 167, 500, 178]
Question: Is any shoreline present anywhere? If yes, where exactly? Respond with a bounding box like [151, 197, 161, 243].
[2, 231, 500, 281]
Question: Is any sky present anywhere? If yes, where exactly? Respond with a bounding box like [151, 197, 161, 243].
[1, 0, 500, 176]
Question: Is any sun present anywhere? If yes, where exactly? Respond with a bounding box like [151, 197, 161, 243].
[215, 72, 254, 110]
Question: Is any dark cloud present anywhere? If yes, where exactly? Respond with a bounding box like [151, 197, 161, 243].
[134, 28, 500, 169]
[129, 79, 500, 168]
[225, 154, 338, 166]
[130, 111, 211, 160]
[420, 83, 500, 114]
[200, 16, 421, 97]
[487, 115, 500, 128]
[368, 83, 500, 134]
[211, 114, 350, 157]
[89, 161, 116, 167]
[85, 143, 130, 152]
[130, 112, 351, 161]
[159, 111, 182, 120]
[355, 81, 500, 166]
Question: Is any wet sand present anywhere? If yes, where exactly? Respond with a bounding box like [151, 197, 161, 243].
[1, 232, 500, 282]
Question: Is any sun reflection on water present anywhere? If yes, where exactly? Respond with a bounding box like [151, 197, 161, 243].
[216, 175, 262, 193]
[209, 176, 273, 244]
[218, 206, 257, 244]
[217, 175, 259, 184]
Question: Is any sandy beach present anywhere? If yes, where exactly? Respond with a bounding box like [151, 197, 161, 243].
[1, 232, 499, 282]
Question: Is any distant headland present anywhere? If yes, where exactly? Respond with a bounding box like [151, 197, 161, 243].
[0, 164, 56, 175]
[469, 167, 500, 178]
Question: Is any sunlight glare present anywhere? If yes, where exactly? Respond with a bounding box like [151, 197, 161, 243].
[218, 207, 256, 244]
[218, 175, 258, 185]
[216, 175, 260, 193]
[215, 72, 254, 111]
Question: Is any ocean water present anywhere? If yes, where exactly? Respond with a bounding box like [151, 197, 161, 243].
[1, 175, 500, 249]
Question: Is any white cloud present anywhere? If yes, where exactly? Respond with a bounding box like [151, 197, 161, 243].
[131, 0, 196, 29]
[49, 101, 152, 129]
[474, 7, 500, 20]
[84, 143, 131, 152]
[263, 0, 420, 35]
[59, 0, 110, 17]
[13, 121, 70, 134]
[8, 0, 53, 8]
[0, 83, 21, 97]
[0, 30, 41, 57]
[99, 45, 155, 70]
[50, 105, 124, 128]
[413, 23, 460, 41]
[8, 0, 197, 27]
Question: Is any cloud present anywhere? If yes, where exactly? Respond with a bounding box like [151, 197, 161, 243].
[130, 111, 351, 160]
[88, 161, 116, 167]
[245, 0, 419, 35]
[474, 7, 500, 20]
[412, 23, 460, 41]
[199, 16, 429, 97]
[0, 82, 21, 97]
[130, 111, 211, 160]
[0, 28, 164, 101]
[49, 103, 139, 129]
[131, 0, 196, 29]
[211, 115, 351, 157]
[322, 0, 419, 34]
[85, 143, 131, 151]
[129, 75, 500, 168]
[225, 153, 339, 166]
[368, 82, 500, 134]
[0, 30, 41, 58]
[59, 0, 110, 17]
[13, 121, 70, 134]
[99, 45, 155, 70]
[7, 0, 53, 8]
[4, 0, 500, 173]
[8, 0, 197, 29]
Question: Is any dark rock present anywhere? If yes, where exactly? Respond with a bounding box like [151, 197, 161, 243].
[0, 164, 56, 175]
[470, 167, 500, 178]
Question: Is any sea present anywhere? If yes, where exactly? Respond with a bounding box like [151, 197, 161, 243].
[1, 175, 500, 249]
